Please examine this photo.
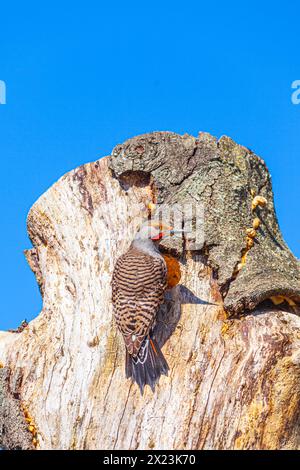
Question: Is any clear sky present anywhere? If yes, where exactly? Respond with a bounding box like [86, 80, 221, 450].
[0, 1, 299, 329]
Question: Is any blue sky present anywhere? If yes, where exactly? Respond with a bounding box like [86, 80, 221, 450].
[0, 1, 299, 329]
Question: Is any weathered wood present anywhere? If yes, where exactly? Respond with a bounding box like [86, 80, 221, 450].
[0, 132, 300, 450]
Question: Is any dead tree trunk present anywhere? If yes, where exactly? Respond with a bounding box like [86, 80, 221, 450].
[1, 131, 300, 450]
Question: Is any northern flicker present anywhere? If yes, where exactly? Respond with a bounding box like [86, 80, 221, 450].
[111, 221, 182, 394]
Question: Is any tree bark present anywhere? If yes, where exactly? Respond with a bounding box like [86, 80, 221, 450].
[1, 131, 300, 450]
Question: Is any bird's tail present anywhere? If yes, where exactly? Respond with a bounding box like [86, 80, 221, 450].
[125, 335, 169, 394]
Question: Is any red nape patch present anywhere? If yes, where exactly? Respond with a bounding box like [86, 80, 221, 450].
[151, 232, 164, 241]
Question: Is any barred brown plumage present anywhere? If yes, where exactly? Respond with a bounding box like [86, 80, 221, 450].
[111, 221, 176, 393]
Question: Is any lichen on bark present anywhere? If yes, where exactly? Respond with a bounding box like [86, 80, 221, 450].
[0, 367, 33, 450]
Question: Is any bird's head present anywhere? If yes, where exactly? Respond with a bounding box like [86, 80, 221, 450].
[135, 220, 185, 243]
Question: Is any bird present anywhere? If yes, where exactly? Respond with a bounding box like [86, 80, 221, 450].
[111, 220, 183, 394]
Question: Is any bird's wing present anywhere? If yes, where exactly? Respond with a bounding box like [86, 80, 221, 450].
[112, 249, 167, 356]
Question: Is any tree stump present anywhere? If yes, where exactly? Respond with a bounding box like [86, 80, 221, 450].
[1, 131, 300, 450]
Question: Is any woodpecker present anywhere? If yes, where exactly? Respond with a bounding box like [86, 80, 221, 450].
[111, 221, 182, 394]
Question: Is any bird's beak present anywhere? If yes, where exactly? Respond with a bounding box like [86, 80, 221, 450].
[170, 229, 189, 235]
[170, 229, 185, 233]
[160, 228, 189, 239]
